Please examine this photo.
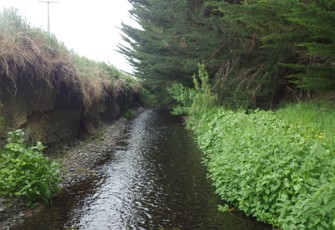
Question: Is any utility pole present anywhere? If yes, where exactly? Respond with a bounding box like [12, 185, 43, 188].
[38, 1, 59, 33]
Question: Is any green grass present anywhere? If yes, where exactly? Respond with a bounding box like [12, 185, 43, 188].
[275, 101, 335, 145]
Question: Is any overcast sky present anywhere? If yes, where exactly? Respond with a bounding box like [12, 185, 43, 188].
[0, 0, 135, 73]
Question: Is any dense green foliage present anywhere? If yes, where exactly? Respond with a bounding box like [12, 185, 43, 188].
[121, 0, 335, 108]
[195, 109, 335, 229]
[170, 65, 335, 229]
[0, 130, 61, 207]
[168, 63, 217, 116]
[123, 0, 335, 228]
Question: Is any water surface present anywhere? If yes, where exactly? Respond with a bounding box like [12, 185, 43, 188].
[14, 110, 271, 230]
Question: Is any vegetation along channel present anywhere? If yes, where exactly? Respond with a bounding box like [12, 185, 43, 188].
[10, 110, 270, 229]
[1, 0, 335, 229]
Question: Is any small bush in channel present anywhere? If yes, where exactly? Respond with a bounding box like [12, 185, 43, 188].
[0, 129, 61, 207]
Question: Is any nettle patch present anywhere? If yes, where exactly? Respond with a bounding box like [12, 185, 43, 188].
[193, 108, 335, 230]
[168, 64, 335, 229]
[0, 129, 61, 207]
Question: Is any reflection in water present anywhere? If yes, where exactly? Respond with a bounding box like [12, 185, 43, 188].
[14, 110, 271, 230]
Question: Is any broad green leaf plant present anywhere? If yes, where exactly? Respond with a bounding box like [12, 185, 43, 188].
[170, 64, 335, 229]
[0, 129, 61, 207]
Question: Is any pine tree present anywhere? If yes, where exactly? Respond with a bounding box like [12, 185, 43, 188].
[207, 0, 335, 105]
[283, 0, 335, 91]
[119, 0, 335, 108]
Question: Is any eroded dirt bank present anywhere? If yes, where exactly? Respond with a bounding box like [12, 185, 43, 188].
[0, 108, 144, 229]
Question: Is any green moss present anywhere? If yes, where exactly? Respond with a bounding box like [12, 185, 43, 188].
[121, 108, 136, 119]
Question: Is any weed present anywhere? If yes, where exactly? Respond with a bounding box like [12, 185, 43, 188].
[0, 129, 61, 207]
[192, 108, 335, 229]
[169, 64, 335, 229]
[168, 63, 217, 118]
[122, 108, 136, 119]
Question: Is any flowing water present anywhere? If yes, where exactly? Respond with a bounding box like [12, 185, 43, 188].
[13, 110, 271, 230]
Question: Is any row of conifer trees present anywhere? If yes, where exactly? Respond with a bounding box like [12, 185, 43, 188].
[120, 0, 335, 108]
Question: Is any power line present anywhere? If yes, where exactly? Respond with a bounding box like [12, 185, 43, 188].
[38, 1, 59, 33]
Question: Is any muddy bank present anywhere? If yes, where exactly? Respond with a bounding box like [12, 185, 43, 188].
[0, 108, 144, 229]
[0, 9, 143, 145]
[0, 78, 139, 146]
[0, 85, 141, 229]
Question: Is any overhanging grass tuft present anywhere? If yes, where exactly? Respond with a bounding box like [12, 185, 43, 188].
[0, 8, 80, 99]
[0, 8, 143, 111]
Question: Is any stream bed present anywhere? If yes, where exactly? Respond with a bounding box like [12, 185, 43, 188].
[13, 110, 271, 230]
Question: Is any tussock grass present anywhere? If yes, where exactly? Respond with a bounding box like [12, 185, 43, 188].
[73, 55, 110, 108]
[0, 8, 142, 110]
[0, 9, 78, 89]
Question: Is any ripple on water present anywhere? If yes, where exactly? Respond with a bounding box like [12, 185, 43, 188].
[13, 110, 271, 230]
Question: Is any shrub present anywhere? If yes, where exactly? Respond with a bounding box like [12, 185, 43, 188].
[0, 129, 61, 207]
[168, 63, 217, 118]
[138, 87, 157, 107]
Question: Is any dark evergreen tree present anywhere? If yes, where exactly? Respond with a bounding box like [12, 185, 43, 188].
[119, 0, 335, 108]
[208, 0, 335, 104]
[118, 0, 229, 106]
[283, 0, 335, 92]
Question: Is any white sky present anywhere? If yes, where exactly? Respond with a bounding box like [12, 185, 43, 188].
[0, 0, 135, 73]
